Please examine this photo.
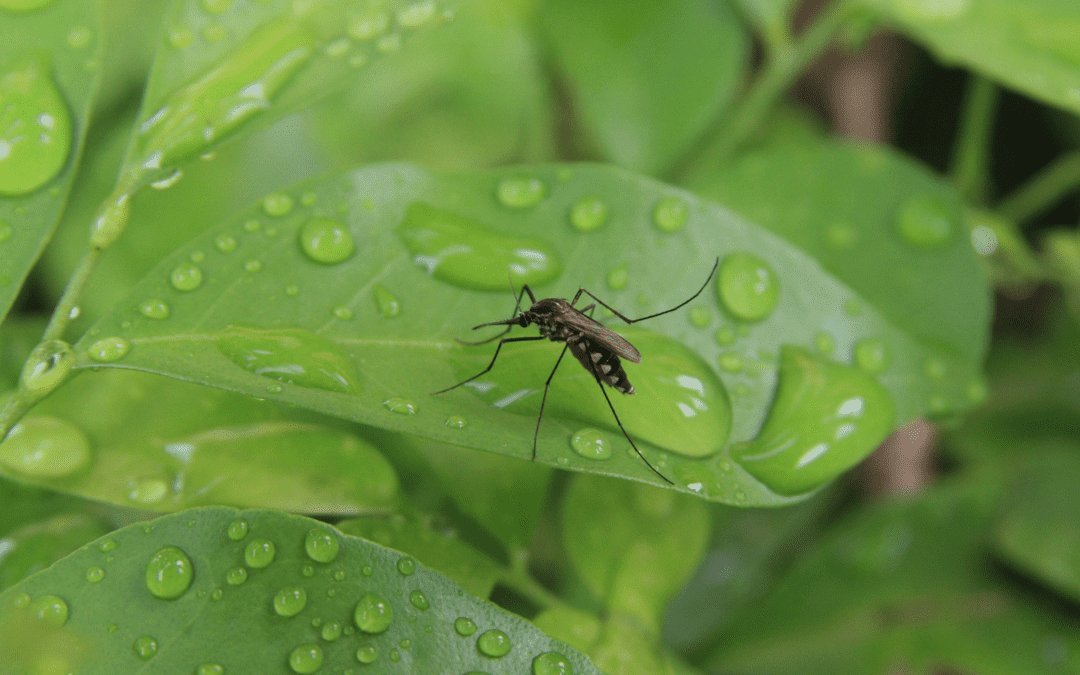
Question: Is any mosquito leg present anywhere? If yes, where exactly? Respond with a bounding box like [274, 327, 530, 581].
[459, 284, 537, 345]
[573, 257, 719, 325]
[431, 336, 545, 395]
[532, 343, 570, 462]
[457, 325, 512, 347]
[591, 375, 673, 485]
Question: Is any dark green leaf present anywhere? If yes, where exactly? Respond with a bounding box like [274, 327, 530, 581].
[0, 506, 602, 675]
[0, 0, 103, 321]
[0, 512, 111, 591]
[540, 0, 748, 174]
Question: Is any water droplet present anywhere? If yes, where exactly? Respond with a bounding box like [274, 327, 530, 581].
[13, 593, 31, 609]
[128, 478, 167, 503]
[925, 355, 946, 380]
[356, 644, 378, 663]
[384, 398, 417, 415]
[894, 194, 957, 249]
[0, 220, 11, 241]
[288, 644, 323, 674]
[477, 629, 511, 657]
[569, 428, 611, 460]
[201, 0, 230, 13]
[376, 33, 402, 53]
[285, 285, 299, 297]
[374, 285, 401, 317]
[718, 352, 743, 373]
[397, 557, 416, 575]
[966, 378, 987, 404]
[717, 252, 779, 321]
[261, 192, 294, 217]
[333, 570, 345, 582]
[244, 259, 262, 273]
[398, 203, 562, 290]
[844, 299, 862, 317]
[714, 326, 736, 345]
[274, 586, 307, 616]
[399, 638, 411, 649]
[202, 22, 227, 42]
[196, 664, 225, 675]
[301, 565, 314, 577]
[0, 58, 73, 197]
[243, 219, 260, 232]
[87, 336, 131, 363]
[445, 415, 467, 429]
[0, 416, 90, 477]
[388, 648, 401, 662]
[29, 595, 68, 626]
[99, 538, 118, 552]
[569, 196, 608, 232]
[133, 636, 158, 660]
[689, 306, 711, 327]
[67, 25, 92, 49]
[362, 565, 373, 576]
[170, 263, 203, 291]
[150, 168, 184, 190]
[815, 332, 835, 355]
[227, 519, 248, 540]
[533, 652, 573, 675]
[332, 306, 353, 320]
[299, 217, 354, 264]
[216, 325, 361, 394]
[653, 195, 690, 232]
[853, 338, 888, 374]
[86, 566, 104, 583]
[408, 590, 429, 610]
[496, 176, 546, 209]
[146, 546, 194, 600]
[226, 566, 248, 585]
[732, 347, 895, 495]
[354, 593, 393, 633]
[606, 264, 629, 291]
[321, 621, 342, 641]
[397, 0, 435, 26]
[305, 528, 339, 563]
[168, 25, 194, 47]
[139, 298, 171, 319]
[245, 538, 276, 568]
[19, 340, 75, 393]
[825, 222, 857, 250]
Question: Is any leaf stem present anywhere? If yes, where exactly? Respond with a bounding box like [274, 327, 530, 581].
[41, 248, 101, 343]
[949, 74, 998, 204]
[997, 150, 1080, 226]
[678, 0, 854, 180]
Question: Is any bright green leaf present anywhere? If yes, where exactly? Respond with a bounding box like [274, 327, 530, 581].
[0, 0, 103, 321]
[734, 0, 799, 49]
[540, 0, 748, 174]
[852, 0, 1080, 115]
[0, 512, 111, 591]
[0, 507, 602, 675]
[0, 368, 398, 514]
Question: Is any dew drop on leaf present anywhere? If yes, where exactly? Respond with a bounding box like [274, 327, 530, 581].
[273, 587, 307, 616]
[689, 306, 711, 327]
[397, 557, 416, 576]
[304, 528, 339, 563]
[321, 621, 342, 641]
[29, 595, 68, 626]
[133, 636, 157, 660]
[0, 416, 90, 477]
[606, 264, 628, 291]
[288, 644, 323, 674]
[477, 629, 512, 657]
[569, 196, 608, 232]
[145, 546, 194, 600]
[128, 478, 167, 504]
[354, 592, 393, 633]
[244, 538, 276, 568]
[454, 617, 477, 636]
[215, 325, 361, 394]
[408, 590, 429, 610]
[196, 664, 225, 675]
[226, 567, 247, 585]
[139, 298, 171, 319]
[853, 338, 888, 374]
[894, 194, 957, 249]
[85, 566, 104, 583]
[87, 337, 131, 363]
[716, 252, 779, 321]
[227, 518, 248, 540]
[356, 644, 377, 663]
[397, 0, 436, 27]
[533, 652, 573, 675]
[445, 415, 467, 429]
[374, 284, 401, 318]
[299, 217, 354, 264]
[170, 263, 203, 291]
[569, 428, 611, 461]
[383, 398, 417, 415]
[0, 58, 73, 197]
[19, 340, 74, 393]
[652, 195, 689, 232]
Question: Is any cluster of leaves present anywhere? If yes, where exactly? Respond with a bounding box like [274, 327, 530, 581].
[0, 0, 1079, 673]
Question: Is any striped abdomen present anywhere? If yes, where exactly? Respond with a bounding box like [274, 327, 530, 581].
[567, 336, 635, 394]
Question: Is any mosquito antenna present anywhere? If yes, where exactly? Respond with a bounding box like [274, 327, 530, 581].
[507, 270, 524, 316]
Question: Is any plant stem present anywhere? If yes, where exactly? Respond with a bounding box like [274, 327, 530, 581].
[41, 248, 102, 343]
[949, 74, 998, 204]
[998, 150, 1080, 226]
[678, 0, 855, 181]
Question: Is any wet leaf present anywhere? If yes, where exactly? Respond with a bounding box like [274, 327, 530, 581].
[0, 513, 111, 591]
[0, 506, 602, 675]
[0, 0, 103, 322]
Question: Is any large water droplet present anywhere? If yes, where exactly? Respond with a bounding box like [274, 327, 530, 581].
[288, 644, 323, 674]
[569, 196, 608, 232]
[87, 336, 131, 363]
[226, 566, 248, 585]
[408, 590, 429, 610]
[454, 617, 476, 636]
[652, 196, 689, 232]
[533, 652, 573, 675]
[894, 194, 957, 249]
[29, 595, 68, 626]
[717, 252, 779, 322]
[383, 397, 417, 415]
[732, 347, 895, 495]
[397, 203, 562, 291]
[215, 325, 361, 394]
[274, 586, 307, 616]
[227, 518, 248, 540]
[477, 629, 511, 657]
[397, 557, 416, 575]
[445, 415, 467, 429]
[356, 644, 378, 663]
[133, 636, 158, 660]
[304, 528, 339, 563]
[496, 176, 546, 208]
[570, 428, 611, 460]
[139, 298, 171, 319]
[373, 285, 400, 318]
[0, 416, 90, 477]
[0, 58, 73, 197]
[245, 538, 276, 568]
[299, 217, 354, 264]
[19, 340, 74, 393]
[354, 592, 393, 633]
[170, 263, 203, 291]
[146, 546, 194, 599]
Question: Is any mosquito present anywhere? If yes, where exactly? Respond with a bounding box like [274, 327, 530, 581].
[432, 258, 720, 484]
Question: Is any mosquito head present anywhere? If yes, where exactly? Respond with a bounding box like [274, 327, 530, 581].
[522, 298, 569, 326]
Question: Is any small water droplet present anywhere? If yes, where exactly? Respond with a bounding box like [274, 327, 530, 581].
[408, 590, 429, 610]
[569, 428, 611, 460]
[305, 528, 339, 563]
[133, 636, 158, 660]
[263, 192, 294, 217]
[477, 629, 511, 657]
[714, 326, 736, 345]
[226, 566, 248, 585]
[925, 355, 946, 380]
[362, 565, 373, 576]
[445, 415, 467, 429]
[606, 264, 629, 290]
[689, 306, 711, 327]
[894, 194, 957, 249]
[285, 285, 299, 297]
[0, 58, 73, 197]
[274, 586, 307, 616]
[533, 652, 573, 675]
[201, 0, 230, 13]
[384, 398, 417, 415]
[201, 22, 227, 42]
[168, 25, 194, 47]
[397, 0, 435, 27]
[245, 538, 276, 568]
[815, 332, 835, 355]
[288, 644, 323, 674]
[321, 621, 342, 641]
[333, 306, 354, 320]
[966, 378, 987, 404]
[376, 33, 402, 53]
[99, 539, 118, 552]
[717, 252, 780, 321]
[66, 24, 93, 49]
[356, 644, 378, 663]
[86, 566, 105, 583]
[854, 338, 888, 374]
[653, 195, 689, 232]
[354, 593, 393, 633]
[825, 222, 857, 250]
[374, 285, 401, 317]
[348, 12, 388, 39]
[496, 176, 546, 208]
[569, 196, 608, 232]
[397, 557, 416, 575]
[244, 259, 262, 273]
[170, 263, 203, 291]
[299, 217, 354, 264]
[196, 664, 225, 675]
[19, 340, 75, 393]
[844, 299, 862, 317]
[139, 298, 171, 319]
[146, 546, 194, 600]
[13, 593, 31, 609]
[0, 416, 90, 477]
[718, 352, 743, 373]
[128, 478, 167, 503]
[388, 649, 401, 662]
[88, 336, 131, 363]
[333, 570, 345, 581]
[244, 219, 260, 232]
[227, 519, 248, 540]
[29, 595, 68, 627]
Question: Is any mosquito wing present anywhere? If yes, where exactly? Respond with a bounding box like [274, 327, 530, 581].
[563, 308, 642, 363]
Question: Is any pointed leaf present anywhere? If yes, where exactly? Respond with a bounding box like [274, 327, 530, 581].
[0, 513, 110, 591]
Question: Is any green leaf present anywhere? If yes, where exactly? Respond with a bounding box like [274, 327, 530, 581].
[0, 512, 111, 591]
[851, 0, 1080, 115]
[734, 0, 799, 49]
[707, 477, 1080, 675]
[0, 0, 103, 321]
[691, 140, 992, 416]
[1, 314, 47, 389]
[0, 506, 602, 675]
[539, 0, 748, 174]
[562, 473, 709, 633]
[0, 368, 398, 514]
[337, 513, 503, 598]
[78, 163, 976, 503]
[0, 476, 84, 538]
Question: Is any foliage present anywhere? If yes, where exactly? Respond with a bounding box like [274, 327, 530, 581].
[1, 0, 1079, 673]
